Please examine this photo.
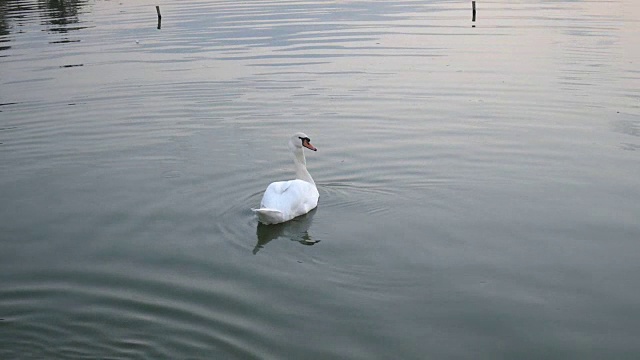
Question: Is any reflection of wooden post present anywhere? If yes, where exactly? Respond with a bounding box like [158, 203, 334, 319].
[156, 6, 162, 29]
[472, 1, 476, 22]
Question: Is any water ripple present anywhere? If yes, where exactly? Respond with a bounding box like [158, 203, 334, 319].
[2, 0, 640, 359]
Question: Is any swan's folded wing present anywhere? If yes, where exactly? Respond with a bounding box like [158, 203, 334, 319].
[260, 180, 294, 209]
[265, 180, 293, 195]
[285, 180, 319, 216]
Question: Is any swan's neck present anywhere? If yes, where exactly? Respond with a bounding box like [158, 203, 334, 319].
[293, 148, 315, 184]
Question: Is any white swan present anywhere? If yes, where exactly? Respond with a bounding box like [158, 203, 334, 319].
[253, 132, 319, 225]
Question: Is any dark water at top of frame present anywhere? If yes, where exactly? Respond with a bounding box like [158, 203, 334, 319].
[1, 0, 639, 359]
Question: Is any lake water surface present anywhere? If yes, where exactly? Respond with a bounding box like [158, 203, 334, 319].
[1, 0, 639, 359]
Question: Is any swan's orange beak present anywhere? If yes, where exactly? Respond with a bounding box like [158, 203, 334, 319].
[302, 139, 317, 151]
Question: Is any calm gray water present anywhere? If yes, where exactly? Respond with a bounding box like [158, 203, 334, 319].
[1, 0, 639, 359]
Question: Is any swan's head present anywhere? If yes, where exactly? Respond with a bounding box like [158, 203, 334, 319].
[289, 132, 317, 152]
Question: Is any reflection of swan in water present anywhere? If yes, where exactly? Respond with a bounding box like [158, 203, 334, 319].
[253, 208, 318, 254]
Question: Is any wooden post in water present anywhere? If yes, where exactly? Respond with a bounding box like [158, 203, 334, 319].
[156, 6, 162, 29]
[472, 1, 476, 22]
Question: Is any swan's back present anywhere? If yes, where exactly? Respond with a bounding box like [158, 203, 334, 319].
[257, 179, 318, 223]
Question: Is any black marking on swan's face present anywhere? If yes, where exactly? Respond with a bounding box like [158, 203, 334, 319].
[299, 136, 317, 151]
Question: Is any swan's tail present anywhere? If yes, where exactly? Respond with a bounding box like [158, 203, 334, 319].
[252, 208, 285, 225]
